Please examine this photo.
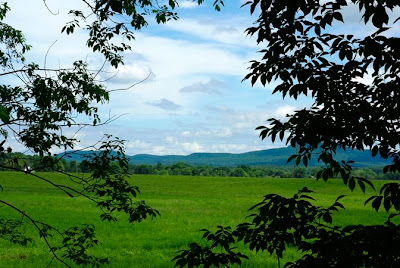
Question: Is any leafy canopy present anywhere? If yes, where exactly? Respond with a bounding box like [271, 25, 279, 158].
[174, 1, 400, 267]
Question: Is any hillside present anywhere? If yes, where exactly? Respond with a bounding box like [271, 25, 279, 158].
[59, 146, 389, 167]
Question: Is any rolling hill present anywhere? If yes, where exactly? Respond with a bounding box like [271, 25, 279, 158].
[59, 146, 389, 167]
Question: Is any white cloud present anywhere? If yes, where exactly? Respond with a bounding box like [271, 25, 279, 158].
[180, 128, 233, 138]
[134, 34, 251, 78]
[164, 136, 203, 154]
[147, 98, 181, 111]
[274, 105, 296, 119]
[181, 131, 191, 137]
[203, 105, 272, 130]
[103, 64, 152, 85]
[210, 143, 265, 153]
[180, 78, 224, 95]
[162, 18, 256, 48]
[182, 142, 203, 152]
[178, 1, 199, 9]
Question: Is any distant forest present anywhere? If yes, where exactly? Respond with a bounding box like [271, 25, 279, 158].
[1, 152, 399, 180]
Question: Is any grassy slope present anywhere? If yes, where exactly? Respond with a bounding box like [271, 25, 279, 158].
[0, 172, 394, 267]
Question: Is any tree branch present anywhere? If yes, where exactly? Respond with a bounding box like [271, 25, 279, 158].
[0, 200, 71, 268]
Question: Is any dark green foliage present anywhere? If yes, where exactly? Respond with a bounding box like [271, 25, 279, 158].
[54, 225, 109, 267]
[245, 0, 400, 229]
[175, 0, 400, 267]
[0, 3, 31, 67]
[176, 189, 400, 267]
[1, 61, 109, 156]
[285, 223, 400, 267]
[173, 226, 248, 268]
[70, 137, 160, 223]
[0, 219, 33, 246]
[235, 189, 346, 259]
[248, 0, 400, 192]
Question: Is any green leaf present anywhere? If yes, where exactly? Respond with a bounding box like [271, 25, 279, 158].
[336, 195, 346, 201]
[287, 154, 297, 164]
[358, 180, 366, 193]
[0, 105, 10, 124]
[371, 145, 378, 157]
[333, 12, 343, 22]
[348, 178, 356, 191]
[372, 196, 383, 212]
[295, 155, 301, 166]
[322, 213, 332, 224]
[314, 25, 321, 36]
[384, 197, 391, 212]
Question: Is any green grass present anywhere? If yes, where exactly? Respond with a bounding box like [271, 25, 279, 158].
[0, 172, 394, 267]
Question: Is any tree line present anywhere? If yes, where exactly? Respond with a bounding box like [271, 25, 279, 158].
[2, 152, 399, 180]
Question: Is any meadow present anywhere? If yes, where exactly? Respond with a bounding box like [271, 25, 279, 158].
[0, 172, 394, 267]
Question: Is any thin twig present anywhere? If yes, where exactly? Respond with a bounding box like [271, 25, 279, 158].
[94, 59, 108, 79]
[107, 71, 152, 92]
[44, 40, 58, 78]
[96, 69, 119, 83]
[42, 0, 59, 15]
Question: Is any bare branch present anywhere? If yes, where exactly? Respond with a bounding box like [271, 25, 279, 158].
[44, 40, 58, 77]
[107, 71, 152, 93]
[95, 69, 119, 83]
[42, 0, 59, 15]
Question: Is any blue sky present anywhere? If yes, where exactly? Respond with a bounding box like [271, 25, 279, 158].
[4, 0, 399, 155]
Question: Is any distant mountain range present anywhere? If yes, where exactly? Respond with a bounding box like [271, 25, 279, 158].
[59, 146, 389, 167]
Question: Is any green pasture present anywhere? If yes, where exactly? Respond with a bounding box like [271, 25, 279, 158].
[0, 172, 394, 267]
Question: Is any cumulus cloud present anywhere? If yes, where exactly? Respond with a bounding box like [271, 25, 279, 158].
[180, 79, 224, 95]
[204, 105, 234, 113]
[147, 98, 181, 111]
[165, 136, 203, 154]
[162, 18, 256, 48]
[180, 128, 233, 138]
[178, 1, 199, 9]
[210, 143, 265, 153]
[104, 64, 153, 85]
[182, 142, 202, 152]
[203, 105, 272, 130]
[273, 105, 296, 119]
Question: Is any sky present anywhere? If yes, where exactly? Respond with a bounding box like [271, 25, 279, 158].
[3, 0, 399, 156]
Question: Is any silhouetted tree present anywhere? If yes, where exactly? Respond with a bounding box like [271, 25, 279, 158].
[174, 1, 400, 267]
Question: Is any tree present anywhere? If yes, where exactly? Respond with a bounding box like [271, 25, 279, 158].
[174, 1, 400, 267]
[230, 167, 249, 177]
[0, 0, 221, 266]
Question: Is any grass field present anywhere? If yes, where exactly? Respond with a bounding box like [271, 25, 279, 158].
[0, 171, 394, 267]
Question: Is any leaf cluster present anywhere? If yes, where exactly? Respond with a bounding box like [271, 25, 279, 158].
[176, 188, 400, 267]
[0, 218, 33, 246]
[79, 136, 160, 223]
[0, 3, 31, 68]
[234, 1, 400, 266]
[248, 0, 400, 190]
[173, 226, 248, 268]
[53, 224, 109, 267]
[1, 61, 109, 156]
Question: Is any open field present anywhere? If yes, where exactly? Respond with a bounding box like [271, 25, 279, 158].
[0, 172, 395, 267]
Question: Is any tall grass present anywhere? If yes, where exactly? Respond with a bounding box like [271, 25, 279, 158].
[0, 172, 393, 267]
